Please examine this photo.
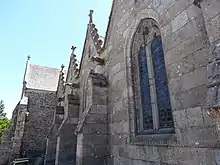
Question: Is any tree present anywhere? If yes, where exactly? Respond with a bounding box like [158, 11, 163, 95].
[0, 100, 10, 142]
[0, 100, 6, 118]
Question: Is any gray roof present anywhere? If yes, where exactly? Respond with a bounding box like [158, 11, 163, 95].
[25, 64, 61, 91]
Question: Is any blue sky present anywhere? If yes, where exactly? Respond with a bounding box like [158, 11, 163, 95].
[0, 0, 112, 118]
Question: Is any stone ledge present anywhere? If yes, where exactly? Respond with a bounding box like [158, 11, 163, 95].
[130, 133, 177, 147]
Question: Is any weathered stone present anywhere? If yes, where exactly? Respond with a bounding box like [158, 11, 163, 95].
[173, 110, 188, 128]
[2, 1, 220, 165]
[171, 10, 189, 33]
[186, 106, 203, 127]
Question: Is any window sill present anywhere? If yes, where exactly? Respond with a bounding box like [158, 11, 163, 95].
[130, 130, 177, 146]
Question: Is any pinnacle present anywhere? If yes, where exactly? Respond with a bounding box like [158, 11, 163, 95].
[88, 10, 104, 55]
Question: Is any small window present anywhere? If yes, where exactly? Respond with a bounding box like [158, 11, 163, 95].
[131, 18, 174, 135]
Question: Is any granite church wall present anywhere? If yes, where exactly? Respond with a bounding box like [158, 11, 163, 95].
[106, 0, 218, 164]
[21, 90, 56, 159]
[200, 0, 220, 44]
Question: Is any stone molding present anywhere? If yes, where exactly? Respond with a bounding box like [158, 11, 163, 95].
[123, 7, 162, 143]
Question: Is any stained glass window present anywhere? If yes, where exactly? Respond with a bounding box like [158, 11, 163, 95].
[131, 18, 174, 134]
[138, 45, 153, 130]
[151, 35, 174, 129]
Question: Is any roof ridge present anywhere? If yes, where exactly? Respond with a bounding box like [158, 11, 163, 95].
[29, 64, 61, 70]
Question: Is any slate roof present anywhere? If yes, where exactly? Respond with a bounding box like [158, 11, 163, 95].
[25, 64, 62, 91]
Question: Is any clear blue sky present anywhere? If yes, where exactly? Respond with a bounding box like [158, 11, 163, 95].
[0, 0, 112, 118]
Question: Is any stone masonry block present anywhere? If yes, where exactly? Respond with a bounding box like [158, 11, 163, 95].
[82, 156, 107, 165]
[165, 33, 200, 65]
[83, 135, 108, 145]
[168, 76, 182, 95]
[68, 95, 80, 105]
[173, 84, 207, 110]
[193, 48, 209, 68]
[158, 146, 189, 164]
[175, 128, 189, 145]
[201, 0, 220, 20]
[85, 114, 107, 124]
[83, 144, 108, 157]
[171, 10, 189, 33]
[167, 54, 195, 79]
[186, 106, 203, 127]
[93, 95, 107, 105]
[188, 148, 216, 165]
[131, 159, 152, 165]
[90, 105, 107, 115]
[181, 66, 207, 91]
[118, 145, 130, 158]
[111, 70, 126, 86]
[187, 126, 218, 147]
[83, 123, 107, 134]
[186, 4, 202, 21]
[173, 110, 188, 128]
[111, 146, 119, 157]
[157, 0, 176, 16]
[127, 145, 140, 159]
[161, 22, 172, 38]
[68, 104, 79, 118]
[138, 145, 159, 162]
[206, 13, 220, 43]
[110, 122, 129, 134]
[118, 156, 132, 165]
[111, 110, 129, 123]
[109, 133, 129, 145]
[93, 86, 107, 96]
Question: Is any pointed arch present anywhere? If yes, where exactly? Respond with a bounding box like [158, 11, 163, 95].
[130, 18, 174, 134]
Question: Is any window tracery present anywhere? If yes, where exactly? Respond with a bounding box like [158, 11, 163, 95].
[131, 18, 174, 134]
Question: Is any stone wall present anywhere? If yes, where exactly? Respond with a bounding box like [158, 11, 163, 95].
[21, 90, 56, 160]
[55, 95, 79, 165]
[44, 106, 64, 165]
[11, 99, 28, 161]
[200, 0, 220, 44]
[200, 0, 220, 109]
[75, 71, 108, 165]
[106, 0, 218, 165]
[0, 103, 19, 165]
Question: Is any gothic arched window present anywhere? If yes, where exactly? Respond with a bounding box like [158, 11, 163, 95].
[131, 18, 174, 135]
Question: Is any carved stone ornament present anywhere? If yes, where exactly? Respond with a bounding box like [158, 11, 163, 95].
[91, 56, 105, 65]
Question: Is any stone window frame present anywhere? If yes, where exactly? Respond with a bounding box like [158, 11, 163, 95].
[131, 18, 174, 135]
[124, 9, 177, 144]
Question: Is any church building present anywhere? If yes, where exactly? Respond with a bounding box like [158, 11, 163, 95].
[1, 0, 220, 165]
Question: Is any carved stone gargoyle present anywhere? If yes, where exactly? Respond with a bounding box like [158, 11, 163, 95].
[64, 82, 80, 88]
[91, 56, 105, 65]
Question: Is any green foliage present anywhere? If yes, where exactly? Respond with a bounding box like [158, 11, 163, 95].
[0, 100, 6, 118]
[0, 118, 10, 138]
[0, 100, 10, 142]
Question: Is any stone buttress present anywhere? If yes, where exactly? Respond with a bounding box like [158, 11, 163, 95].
[54, 46, 80, 165]
[44, 65, 65, 165]
[75, 70, 108, 165]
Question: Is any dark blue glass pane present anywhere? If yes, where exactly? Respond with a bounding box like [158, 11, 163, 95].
[138, 45, 153, 130]
[151, 36, 174, 129]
